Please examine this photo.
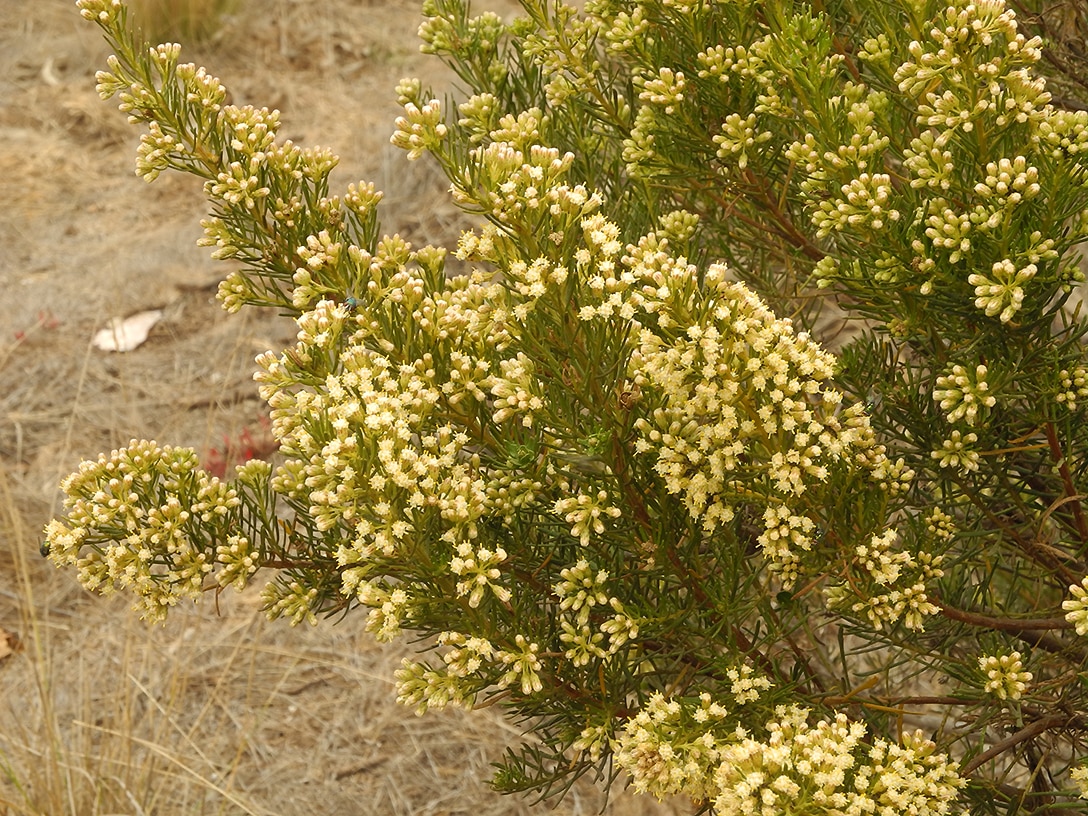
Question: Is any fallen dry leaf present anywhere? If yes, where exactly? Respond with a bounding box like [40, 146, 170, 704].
[0, 627, 20, 661]
[92, 309, 163, 352]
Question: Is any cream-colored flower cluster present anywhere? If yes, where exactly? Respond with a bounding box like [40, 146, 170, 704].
[392, 558, 642, 714]
[712, 112, 772, 171]
[968, 258, 1036, 323]
[398, 632, 544, 711]
[894, 1, 1043, 112]
[1071, 765, 1088, 800]
[43, 440, 240, 622]
[1056, 366, 1088, 410]
[1036, 109, 1088, 159]
[613, 690, 751, 801]
[76, 0, 123, 26]
[554, 493, 622, 546]
[978, 651, 1032, 701]
[390, 99, 447, 161]
[826, 529, 944, 631]
[521, 3, 604, 107]
[794, 0, 1079, 336]
[394, 644, 480, 715]
[627, 260, 840, 519]
[1063, 577, 1088, 635]
[636, 67, 686, 115]
[65, 0, 1088, 808]
[812, 173, 899, 239]
[614, 693, 964, 814]
[926, 507, 957, 541]
[621, 27, 810, 178]
[619, 257, 898, 584]
[932, 363, 996, 425]
[261, 579, 320, 627]
[554, 560, 640, 666]
[931, 429, 981, 473]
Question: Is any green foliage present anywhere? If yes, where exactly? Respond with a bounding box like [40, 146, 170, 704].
[53, 0, 1088, 812]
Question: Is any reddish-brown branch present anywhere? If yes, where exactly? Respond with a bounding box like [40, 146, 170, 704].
[961, 715, 1070, 776]
[742, 169, 827, 262]
[932, 599, 1075, 632]
[692, 174, 825, 263]
[1044, 422, 1088, 545]
[877, 695, 968, 706]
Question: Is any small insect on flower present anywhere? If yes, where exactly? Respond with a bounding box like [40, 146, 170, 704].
[39, 541, 50, 557]
[344, 296, 360, 312]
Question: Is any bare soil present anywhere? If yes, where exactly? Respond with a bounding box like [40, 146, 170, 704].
[0, 2, 684, 814]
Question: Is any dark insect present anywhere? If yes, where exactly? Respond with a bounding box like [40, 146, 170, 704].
[39, 541, 51, 557]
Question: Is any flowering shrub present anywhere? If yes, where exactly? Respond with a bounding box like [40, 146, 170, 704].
[48, 0, 1088, 811]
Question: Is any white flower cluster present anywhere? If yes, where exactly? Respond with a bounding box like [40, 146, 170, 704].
[620, 259, 895, 585]
[712, 112, 772, 171]
[390, 98, 448, 160]
[1036, 109, 1088, 159]
[973, 156, 1040, 206]
[76, 0, 122, 25]
[904, 130, 955, 191]
[726, 663, 772, 704]
[812, 173, 899, 238]
[978, 651, 1032, 701]
[394, 592, 559, 711]
[495, 634, 544, 695]
[489, 352, 545, 427]
[794, 0, 1078, 327]
[619, 25, 830, 176]
[519, 4, 604, 106]
[968, 258, 1036, 323]
[1071, 765, 1088, 800]
[636, 67, 686, 115]
[932, 363, 996, 425]
[261, 579, 319, 627]
[554, 492, 622, 545]
[1063, 577, 1088, 635]
[1056, 366, 1088, 410]
[614, 695, 965, 813]
[923, 201, 972, 264]
[553, 560, 640, 666]
[450, 542, 511, 608]
[894, 1, 1045, 116]
[353, 583, 410, 641]
[613, 690, 753, 801]
[827, 529, 944, 631]
[931, 429, 981, 473]
[43, 440, 238, 623]
[453, 137, 599, 234]
[256, 293, 532, 629]
[392, 561, 642, 715]
[394, 640, 482, 715]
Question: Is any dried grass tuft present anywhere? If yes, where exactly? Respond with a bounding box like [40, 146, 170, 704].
[128, 0, 240, 44]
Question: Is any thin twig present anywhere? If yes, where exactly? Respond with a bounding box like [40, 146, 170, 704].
[961, 715, 1070, 776]
[932, 599, 1074, 632]
[1044, 423, 1088, 545]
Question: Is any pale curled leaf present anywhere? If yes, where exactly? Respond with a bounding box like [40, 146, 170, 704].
[92, 309, 163, 352]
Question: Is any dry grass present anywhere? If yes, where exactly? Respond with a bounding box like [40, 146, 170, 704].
[129, 0, 240, 43]
[1, 468, 681, 815]
[0, 1, 688, 813]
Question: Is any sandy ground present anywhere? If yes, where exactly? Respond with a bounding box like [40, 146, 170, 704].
[0, 1, 685, 814]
